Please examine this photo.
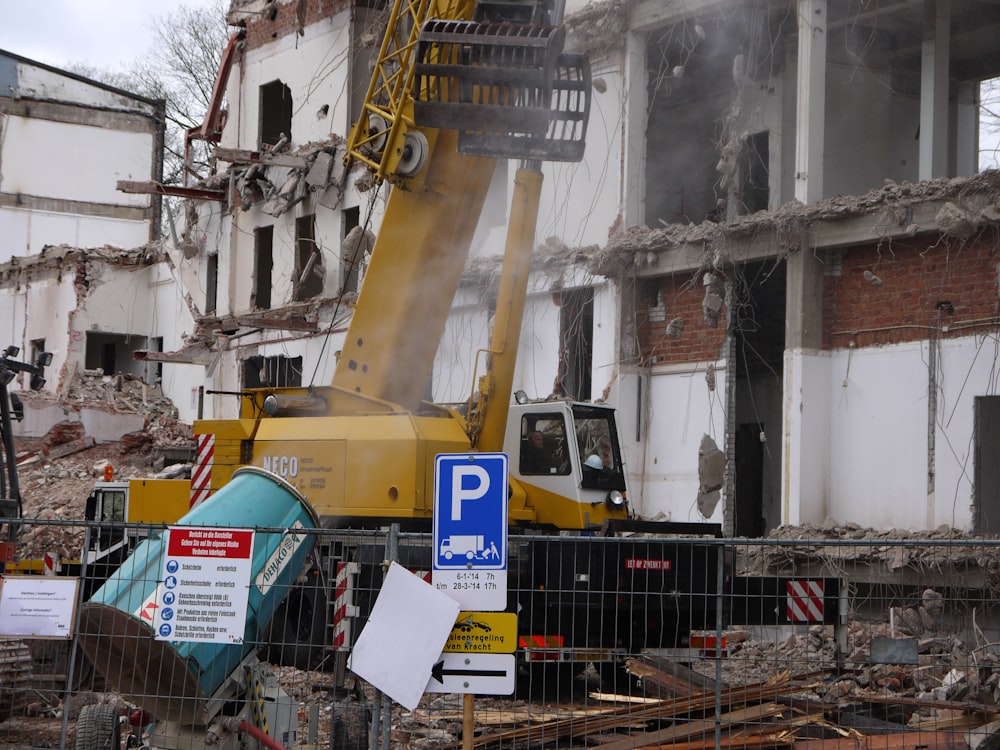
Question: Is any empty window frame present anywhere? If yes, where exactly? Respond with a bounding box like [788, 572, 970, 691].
[254, 226, 274, 310]
[243, 355, 304, 389]
[260, 80, 292, 149]
[294, 214, 323, 301]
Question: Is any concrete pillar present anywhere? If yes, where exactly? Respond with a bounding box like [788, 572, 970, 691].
[794, 0, 826, 205]
[782, 198, 827, 524]
[955, 80, 979, 176]
[786, 248, 824, 351]
[919, 0, 950, 180]
[624, 31, 648, 228]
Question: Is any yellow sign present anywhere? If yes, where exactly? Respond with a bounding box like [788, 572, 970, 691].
[444, 612, 517, 653]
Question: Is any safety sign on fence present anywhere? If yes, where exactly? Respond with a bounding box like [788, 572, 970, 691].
[152, 526, 254, 643]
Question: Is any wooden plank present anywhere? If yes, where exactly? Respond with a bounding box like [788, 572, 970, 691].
[597, 702, 787, 750]
[626, 655, 719, 697]
[792, 731, 968, 750]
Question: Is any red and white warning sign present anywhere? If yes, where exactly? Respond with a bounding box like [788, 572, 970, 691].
[786, 579, 824, 622]
[153, 527, 254, 644]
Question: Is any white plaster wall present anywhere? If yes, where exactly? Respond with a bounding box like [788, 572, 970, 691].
[782, 350, 832, 526]
[146, 263, 201, 421]
[170, 200, 230, 317]
[536, 60, 623, 247]
[634, 361, 728, 522]
[0, 207, 149, 260]
[435, 291, 491, 404]
[512, 288, 563, 401]
[0, 117, 152, 206]
[15, 63, 158, 114]
[824, 343, 928, 529]
[815, 337, 994, 531]
[825, 63, 893, 199]
[3, 274, 75, 395]
[228, 12, 351, 153]
[933, 336, 998, 529]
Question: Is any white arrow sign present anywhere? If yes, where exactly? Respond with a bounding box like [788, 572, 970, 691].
[424, 652, 515, 695]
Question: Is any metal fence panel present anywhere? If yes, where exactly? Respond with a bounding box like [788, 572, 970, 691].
[0, 520, 999, 750]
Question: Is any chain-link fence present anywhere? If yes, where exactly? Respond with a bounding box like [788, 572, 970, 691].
[1, 516, 999, 750]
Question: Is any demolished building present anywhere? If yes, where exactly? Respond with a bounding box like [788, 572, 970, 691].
[7, 0, 1000, 535]
[0, 51, 210, 441]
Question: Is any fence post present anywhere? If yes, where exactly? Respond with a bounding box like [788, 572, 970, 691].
[368, 524, 400, 750]
[714, 542, 726, 750]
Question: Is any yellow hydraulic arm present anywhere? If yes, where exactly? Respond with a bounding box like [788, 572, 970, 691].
[336, 0, 589, 416]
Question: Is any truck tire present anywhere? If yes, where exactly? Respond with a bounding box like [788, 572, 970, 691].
[515, 663, 580, 700]
[74, 704, 120, 750]
[331, 700, 368, 750]
[264, 584, 328, 670]
[596, 662, 640, 697]
[0, 639, 33, 723]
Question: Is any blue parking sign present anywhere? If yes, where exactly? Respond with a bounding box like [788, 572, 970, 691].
[433, 453, 508, 571]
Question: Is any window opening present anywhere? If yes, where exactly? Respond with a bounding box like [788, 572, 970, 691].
[243, 355, 304, 389]
[735, 131, 769, 215]
[519, 414, 571, 476]
[294, 214, 323, 301]
[557, 288, 594, 400]
[260, 80, 292, 149]
[573, 405, 626, 492]
[254, 226, 273, 310]
[206, 253, 218, 314]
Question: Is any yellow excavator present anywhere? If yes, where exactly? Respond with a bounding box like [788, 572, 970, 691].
[193, 0, 629, 532]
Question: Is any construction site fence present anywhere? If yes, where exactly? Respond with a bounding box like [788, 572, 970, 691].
[1, 518, 1000, 749]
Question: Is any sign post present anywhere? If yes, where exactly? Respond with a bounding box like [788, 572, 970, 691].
[430, 453, 515, 701]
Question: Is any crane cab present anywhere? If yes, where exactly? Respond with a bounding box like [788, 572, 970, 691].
[505, 401, 630, 530]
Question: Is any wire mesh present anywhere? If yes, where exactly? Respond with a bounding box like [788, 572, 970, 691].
[0, 521, 999, 749]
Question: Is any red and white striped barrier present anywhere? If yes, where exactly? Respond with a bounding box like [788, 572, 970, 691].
[190, 433, 215, 508]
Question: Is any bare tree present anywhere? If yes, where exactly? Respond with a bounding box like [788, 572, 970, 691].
[71, 0, 230, 185]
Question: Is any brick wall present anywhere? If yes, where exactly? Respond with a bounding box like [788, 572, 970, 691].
[244, 0, 350, 51]
[823, 236, 1000, 349]
[637, 275, 730, 365]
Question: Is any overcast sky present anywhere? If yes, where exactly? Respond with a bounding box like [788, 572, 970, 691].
[0, 1, 219, 73]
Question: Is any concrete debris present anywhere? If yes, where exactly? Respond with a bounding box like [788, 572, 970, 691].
[664, 317, 684, 338]
[702, 271, 726, 327]
[565, 0, 628, 54]
[697, 433, 725, 518]
[11, 368, 192, 559]
[588, 170, 1000, 279]
[226, 141, 345, 218]
[342, 225, 375, 268]
[936, 201, 977, 239]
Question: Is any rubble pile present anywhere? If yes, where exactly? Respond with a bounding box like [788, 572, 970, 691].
[739, 519, 1000, 594]
[10, 369, 194, 558]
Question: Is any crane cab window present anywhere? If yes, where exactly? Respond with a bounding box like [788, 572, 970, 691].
[573, 406, 626, 491]
[519, 415, 570, 476]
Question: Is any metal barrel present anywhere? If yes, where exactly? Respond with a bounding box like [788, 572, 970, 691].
[77, 467, 320, 726]
[414, 21, 590, 162]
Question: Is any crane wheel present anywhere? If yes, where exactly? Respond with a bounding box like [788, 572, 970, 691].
[264, 583, 328, 670]
[366, 114, 389, 155]
[396, 131, 428, 176]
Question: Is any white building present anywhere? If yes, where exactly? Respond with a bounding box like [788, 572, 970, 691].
[165, 0, 1000, 534]
[0, 51, 200, 438]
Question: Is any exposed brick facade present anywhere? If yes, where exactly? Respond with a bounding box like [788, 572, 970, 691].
[636, 275, 730, 366]
[823, 236, 1000, 350]
[243, 0, 351, 51]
